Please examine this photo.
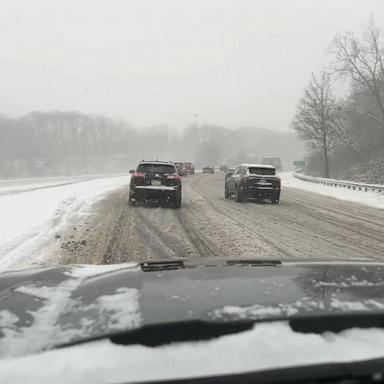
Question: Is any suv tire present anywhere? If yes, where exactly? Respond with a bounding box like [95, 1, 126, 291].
[172, 191, 182, 209]
[129, 193, 136, 206]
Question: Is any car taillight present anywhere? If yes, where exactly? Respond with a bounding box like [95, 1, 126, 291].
[240, 175, 247, 183]
[167, 174, 180, 180]
[133, 172, 145, 178]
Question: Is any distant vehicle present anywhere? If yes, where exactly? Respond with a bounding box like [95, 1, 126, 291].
[202, 165, 215, 174]
[174, 162, 187, 176]
[129, 160, 182, 208]
[219, 164, 228, 172]
[183, 162, 195, 175]
[225, 163, 280, 204]
[261, 156, 282, 171]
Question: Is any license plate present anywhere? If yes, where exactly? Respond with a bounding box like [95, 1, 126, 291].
[151, 180, 162, 186]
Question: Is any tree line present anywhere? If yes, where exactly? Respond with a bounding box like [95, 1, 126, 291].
[291, 19, 384, 181]
[0, 111, 303, 178]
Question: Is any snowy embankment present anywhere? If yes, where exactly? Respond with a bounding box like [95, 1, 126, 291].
[281, 172, 384, 209]
[0, 175, 130, 271]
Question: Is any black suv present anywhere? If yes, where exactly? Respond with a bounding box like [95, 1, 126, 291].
[225, 164, 280, 204]
[129, 161, 182, 208]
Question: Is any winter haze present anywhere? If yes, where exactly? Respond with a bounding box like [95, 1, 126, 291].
[1, 0, 384, 176]
[2, 0, 384, 129]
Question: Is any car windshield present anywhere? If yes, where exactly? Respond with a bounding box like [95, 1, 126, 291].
[2, 0, 384, 383]
[247, 167, 276, 176]
[137, 164, 175, 174]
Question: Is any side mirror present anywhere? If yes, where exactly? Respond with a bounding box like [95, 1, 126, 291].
[129, 169, 135, 174]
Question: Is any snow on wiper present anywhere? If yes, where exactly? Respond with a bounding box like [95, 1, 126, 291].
[57, 319, 255, 349]
[56, 312, 384, 350]
[5, 321, 384, 384]
[151, 357, 384, 384]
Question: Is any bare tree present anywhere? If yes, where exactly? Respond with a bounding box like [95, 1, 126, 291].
[332, 19, 384, 127]
[291, 72, 341, 178]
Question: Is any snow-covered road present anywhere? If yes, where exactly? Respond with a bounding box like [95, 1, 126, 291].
[1, 172, 384, 271]
[45, 172, 384, 267]
[0, 175, 130, 271]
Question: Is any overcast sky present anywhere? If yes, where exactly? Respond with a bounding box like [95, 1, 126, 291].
[1, 0, 384, 131]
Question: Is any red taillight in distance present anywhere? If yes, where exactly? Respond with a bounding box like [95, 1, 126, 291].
[132, 172, 145, 178]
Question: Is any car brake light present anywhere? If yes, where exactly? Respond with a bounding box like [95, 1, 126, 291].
[167, 174, 180, 180]
[133, 172, 145, 177]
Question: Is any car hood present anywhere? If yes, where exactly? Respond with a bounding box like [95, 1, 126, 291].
[1, 259, 384, 358]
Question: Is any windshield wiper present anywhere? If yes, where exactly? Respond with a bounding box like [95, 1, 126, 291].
[57, 320, 254, 349]
[140, 260, 185, 272]
[111, 320, 253, 347]
[226, 259, 281, 267]
[57, 312, 384, 350]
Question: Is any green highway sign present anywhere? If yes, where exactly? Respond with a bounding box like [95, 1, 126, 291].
[293, 160, 306, 166]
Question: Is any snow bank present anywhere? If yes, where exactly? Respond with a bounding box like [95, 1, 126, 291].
[1, 322, 384, 383]
[0, 174, 111, 195]
[281, 172, 384, 209]
[0, 175, 130, 271]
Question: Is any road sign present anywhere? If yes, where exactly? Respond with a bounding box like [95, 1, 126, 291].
[293, 160, 306, 167]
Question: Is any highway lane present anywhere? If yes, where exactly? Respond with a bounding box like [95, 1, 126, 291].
[47, 172, 384, 264]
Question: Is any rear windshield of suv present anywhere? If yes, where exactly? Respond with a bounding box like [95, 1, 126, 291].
[137, 164, 176, 174]
[247, 167, 276, 176]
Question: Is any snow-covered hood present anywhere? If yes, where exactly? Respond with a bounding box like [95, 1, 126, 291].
[2, 260, 384, 358]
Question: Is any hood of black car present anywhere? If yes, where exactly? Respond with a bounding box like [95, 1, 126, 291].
[1, 259, 384, 358]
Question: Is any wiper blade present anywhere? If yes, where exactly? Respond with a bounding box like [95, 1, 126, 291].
[57, 320, 254, 350]
[226, 259, 281, 266]
[140, 260, 185, 272]
[111, 320, 253, 347]
[57, 312, 384, 351]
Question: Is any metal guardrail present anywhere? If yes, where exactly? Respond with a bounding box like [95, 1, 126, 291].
[293, 173, 384, 194]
